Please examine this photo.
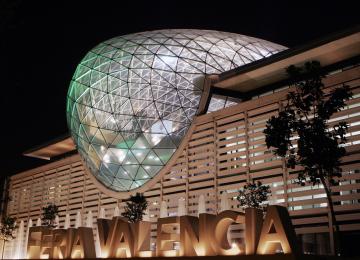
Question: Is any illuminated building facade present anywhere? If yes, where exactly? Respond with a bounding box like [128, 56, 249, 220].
[3, 28, 360, 258]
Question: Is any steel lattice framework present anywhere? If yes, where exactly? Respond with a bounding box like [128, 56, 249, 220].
[66, 29, 286, 192]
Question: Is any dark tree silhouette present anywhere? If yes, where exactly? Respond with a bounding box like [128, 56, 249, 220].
[42, 204, 59, 228]
[0, 216, 16, 259]
[237, 180, 271, 209]
[264, 61, 352, 255]
[121, 193, 148, 223]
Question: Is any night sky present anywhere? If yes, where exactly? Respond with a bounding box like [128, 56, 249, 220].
[1, 1, 358, 176]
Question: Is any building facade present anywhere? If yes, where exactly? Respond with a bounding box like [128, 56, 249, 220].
[4, 28, 360, 258]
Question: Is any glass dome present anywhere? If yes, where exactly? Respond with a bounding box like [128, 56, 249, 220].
[66, 29, 286, 192]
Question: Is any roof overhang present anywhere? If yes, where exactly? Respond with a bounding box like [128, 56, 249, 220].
[214, 27, 360, 93]
[23, 135, 76, 160]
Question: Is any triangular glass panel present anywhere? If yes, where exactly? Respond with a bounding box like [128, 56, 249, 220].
[87, 148, 102, 169]
[110, 95, 129, 112]
[91, 76, 108, 92]
[114, 178, 133, 191]
[153, 148, 176, 164]
[93, 56, 110, 70]
[122, 132, 139, 148]
[137, 117, 161, 133]
[82, 109, 98, 127]
[131, 148, 150, 163]
[143, 165, 163, 178]
[130, 99, 152, 114]
[108, 77, 127, 94]
[91, 128, 107, 146]
[115, 166, 132, 180]
[72, 82, 88, 100]
[81, 56, 97, 68]
[151, 86, 174, 101]
[100, 163, 118, 179]
[111, 133, 128, 149]
[95, 95, 112, 112]
[169, 126, 188, 144]
[131, 86, 153, 101]
[183, 107, 197, 120]
[90, 69, 107, 86]
[123, 150, 140, 165]
[179, 89, 202, 107]
[78, 124, 90, 142]
[107, 148, 128, 164]
[100, 162, 120, 177]
[110, 70, 129, 81]
[163, 109, 190, 124]
[97, 172, 114, 188]
[76, 90, 92, 107]
[112, 114, 133, 129]
[130, 55, 150, 70]
[90, 88, 107, 107]
[75, 102, 90, 120]
[129, 182, 140, 190]
[142, 150, 164, 166]
[119, 100, 134, 115]
[123, 165, 140, 180]
[77, 136, 90, 153]
[131, 134, 151, 149]
[94, 109, 111, 127]
[111, 178, 127, 191]
[154, 135, 177, 149]
[101, 115, 119, 131]
[83, 125, 100, 143]
[122, 119, 142, 133]
[136, 103, 159, 119]
[134, 179, 149, 187]
[91, 143, 107, 159]
[143, 133, 167, 147]
[155, 102, 181, 118]
[71, 119, 80, 135]
[135, 167, 151, 180]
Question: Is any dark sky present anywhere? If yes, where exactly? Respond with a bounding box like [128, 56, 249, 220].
[1, 0, 359, 176]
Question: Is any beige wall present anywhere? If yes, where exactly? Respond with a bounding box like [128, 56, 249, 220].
[6, 65, 360, 257]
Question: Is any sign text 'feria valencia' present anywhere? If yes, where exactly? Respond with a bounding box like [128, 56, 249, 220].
[27, 206, 298, 259]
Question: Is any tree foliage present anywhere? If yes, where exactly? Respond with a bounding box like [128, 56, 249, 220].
[121, 193, 148, 223]
[0, 216, 16, 241]
[237, 180, 271, 209]
[42, 204, 59, 228]
[264, 61, 352, 255]
[264, 61, 351, 186]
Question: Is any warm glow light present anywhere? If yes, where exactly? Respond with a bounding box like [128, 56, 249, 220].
[138, 251, 153, 257]
[222, 244, 241, 256]
[161, 250, 178, 257]
[101, 249, 109, 258]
